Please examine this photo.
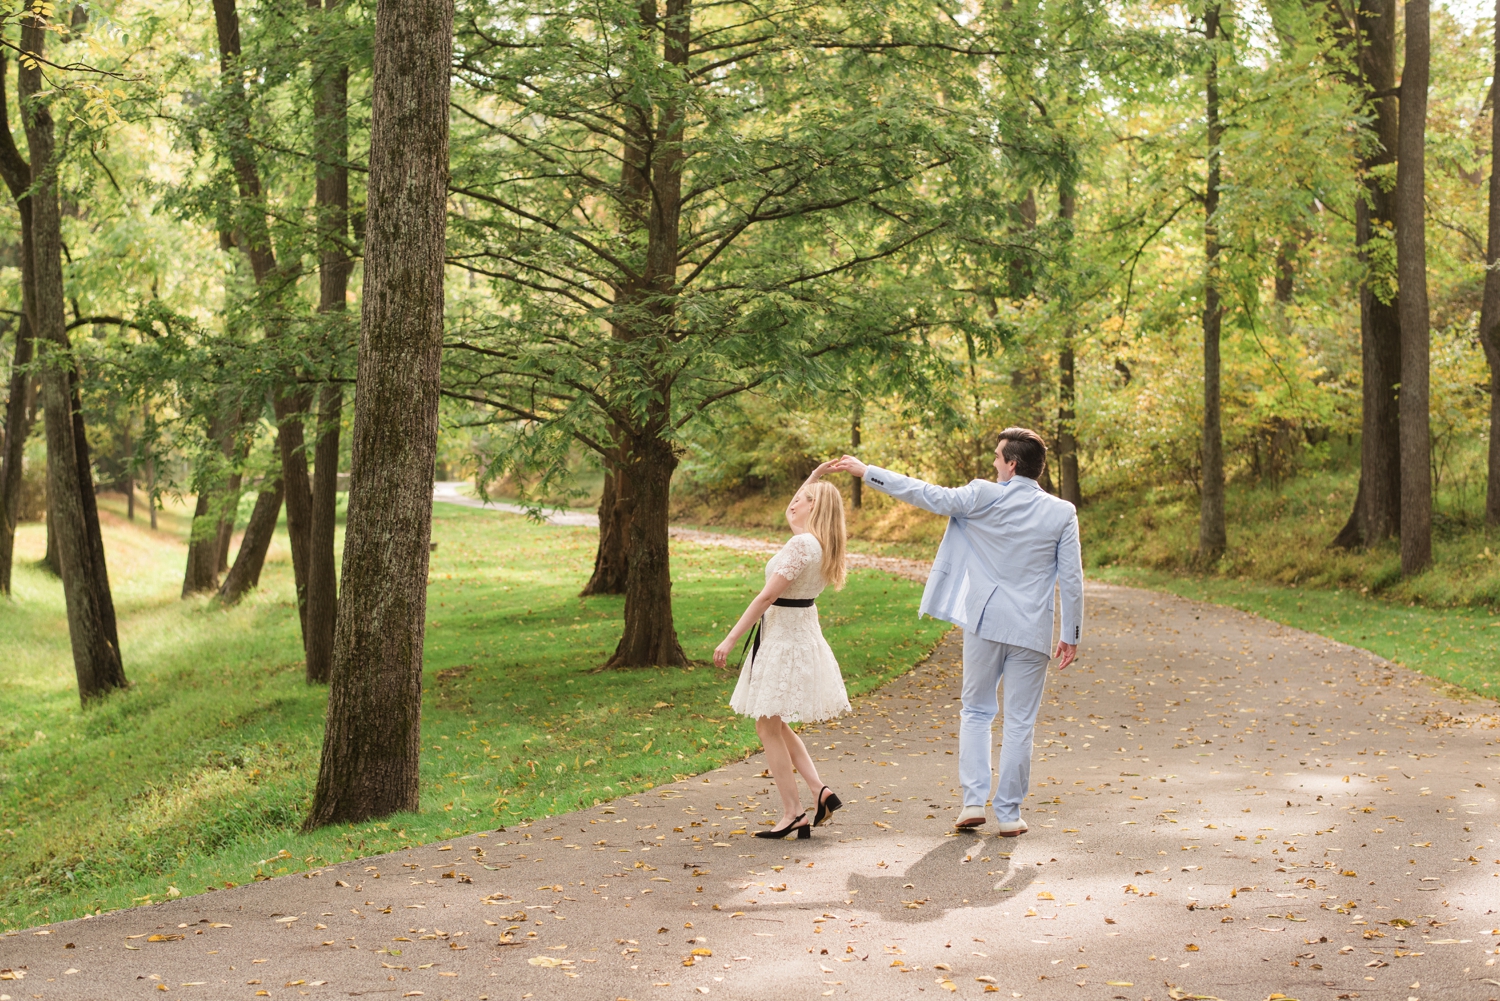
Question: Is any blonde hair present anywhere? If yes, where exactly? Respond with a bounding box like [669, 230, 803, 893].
[806, 481, 847, 590]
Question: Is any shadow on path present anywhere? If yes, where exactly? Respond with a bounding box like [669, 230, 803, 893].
[845, 834, 1037, 923]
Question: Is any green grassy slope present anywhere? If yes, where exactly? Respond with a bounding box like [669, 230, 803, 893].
[1092, 566, 1500, 696]
[0, 501, 945, 930]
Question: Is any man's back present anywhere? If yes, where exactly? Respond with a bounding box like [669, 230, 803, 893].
[862, 467, 1083, 655]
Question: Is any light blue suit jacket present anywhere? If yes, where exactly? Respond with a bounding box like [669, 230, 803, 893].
[863, 467, 1083, 656]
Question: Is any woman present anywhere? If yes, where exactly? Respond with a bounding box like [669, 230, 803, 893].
[714, 462, 850, 839]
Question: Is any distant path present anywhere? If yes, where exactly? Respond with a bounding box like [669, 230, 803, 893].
[431, 481, 933, 582]
[10, 583, 1498, 1000]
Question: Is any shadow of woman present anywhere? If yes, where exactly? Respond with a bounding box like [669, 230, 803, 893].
[841, 834, 1038, 923]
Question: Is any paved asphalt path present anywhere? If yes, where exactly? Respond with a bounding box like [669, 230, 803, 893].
[6, 574, 1500, 1000]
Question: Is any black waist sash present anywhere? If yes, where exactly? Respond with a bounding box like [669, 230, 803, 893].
[739, 597, 816, 674]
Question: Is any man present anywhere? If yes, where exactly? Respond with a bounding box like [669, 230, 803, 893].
[834, 428, 1082, 836]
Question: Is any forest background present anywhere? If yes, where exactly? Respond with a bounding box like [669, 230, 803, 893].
[1, 0, 1500, 928]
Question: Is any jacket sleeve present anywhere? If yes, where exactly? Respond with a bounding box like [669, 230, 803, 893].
[862, 465, 980, 518]
[1056, 511, 1084, 645]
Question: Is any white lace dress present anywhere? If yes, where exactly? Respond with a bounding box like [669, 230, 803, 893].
[729, 533, 851, 723]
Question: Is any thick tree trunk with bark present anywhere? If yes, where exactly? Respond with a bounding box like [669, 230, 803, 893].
[1332, 0, 1403, 549]
[219, 474, 284, 603]
[1199, 5, 1227, 564]
[22, 17, 124, 699]
[1396, 0, 1432, 575]
[1479, 0, 1500, 527]
[607, 433, 686, 667]
[304, 0, 352, 682]
[305, 0, 452, 828]
[581, 455, 631, 596]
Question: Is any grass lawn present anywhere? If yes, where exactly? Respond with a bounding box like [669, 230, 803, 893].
[1093, 565, 1500, 697]
[0, 499, 946, 931]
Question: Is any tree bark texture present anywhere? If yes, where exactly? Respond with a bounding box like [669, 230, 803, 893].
[219, 474, 284, 603]
[305, 0, 352, 682]
[581, 454, 631, 596]
[1396, 0, 1432, 575]
[21, 17, 124, 699]
[607, 434, 686, 668]
[1198, 5, 1227, 564]
[1479, 0, 1500, 527]
[214, 0, 316, 639]
[1331, 0, 1403, 549]
[305, 0, 452, 829]
[0, 51, 38, 595]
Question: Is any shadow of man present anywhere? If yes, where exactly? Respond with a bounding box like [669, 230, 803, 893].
[843, 834, 1038, 923]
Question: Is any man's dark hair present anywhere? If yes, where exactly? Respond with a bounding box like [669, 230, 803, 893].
[998, 427, 1047, 480]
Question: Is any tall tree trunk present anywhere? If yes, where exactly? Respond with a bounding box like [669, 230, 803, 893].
[1396, 0, 1432, 575]
[1057, 185, 1082, 507]
[607, 433, 686, 667]
[0, 51, 37, 595]
[213, 0, 315, 641]
[21, 15, 124, 699]
[306, 385, 342, 680]
[1479, 0, 1500, 527]
[66, 367, 119, 651]
[1199, 4, 1227, 564]
[581, 452, 631, 596]
[1331, 0, 1403, 550]
[305, 0, 452, 828]
[0, 314, 34, 594]
[219, 474, 284, 603]
[305, 0, 353, 683]
[603, 0, 690, 669]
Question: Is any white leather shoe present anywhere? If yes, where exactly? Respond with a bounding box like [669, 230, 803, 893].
[995, 819, 1028, 838]
[954, 805, 987, 828]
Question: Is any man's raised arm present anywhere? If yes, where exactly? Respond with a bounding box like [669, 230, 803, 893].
[833, 455, 980, 519]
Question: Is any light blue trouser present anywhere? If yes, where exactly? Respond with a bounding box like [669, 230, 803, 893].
[959, 631, 1052, 821]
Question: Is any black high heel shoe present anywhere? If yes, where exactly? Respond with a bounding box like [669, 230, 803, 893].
[813, 786, 842, 826]
[754, 811, 811, 839]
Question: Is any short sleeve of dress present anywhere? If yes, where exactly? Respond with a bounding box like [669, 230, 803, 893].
[772, 534, 817, 582]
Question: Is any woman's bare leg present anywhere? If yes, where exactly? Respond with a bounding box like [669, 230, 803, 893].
[778, 719, 829, 802]
[757, 716, 803, 824]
